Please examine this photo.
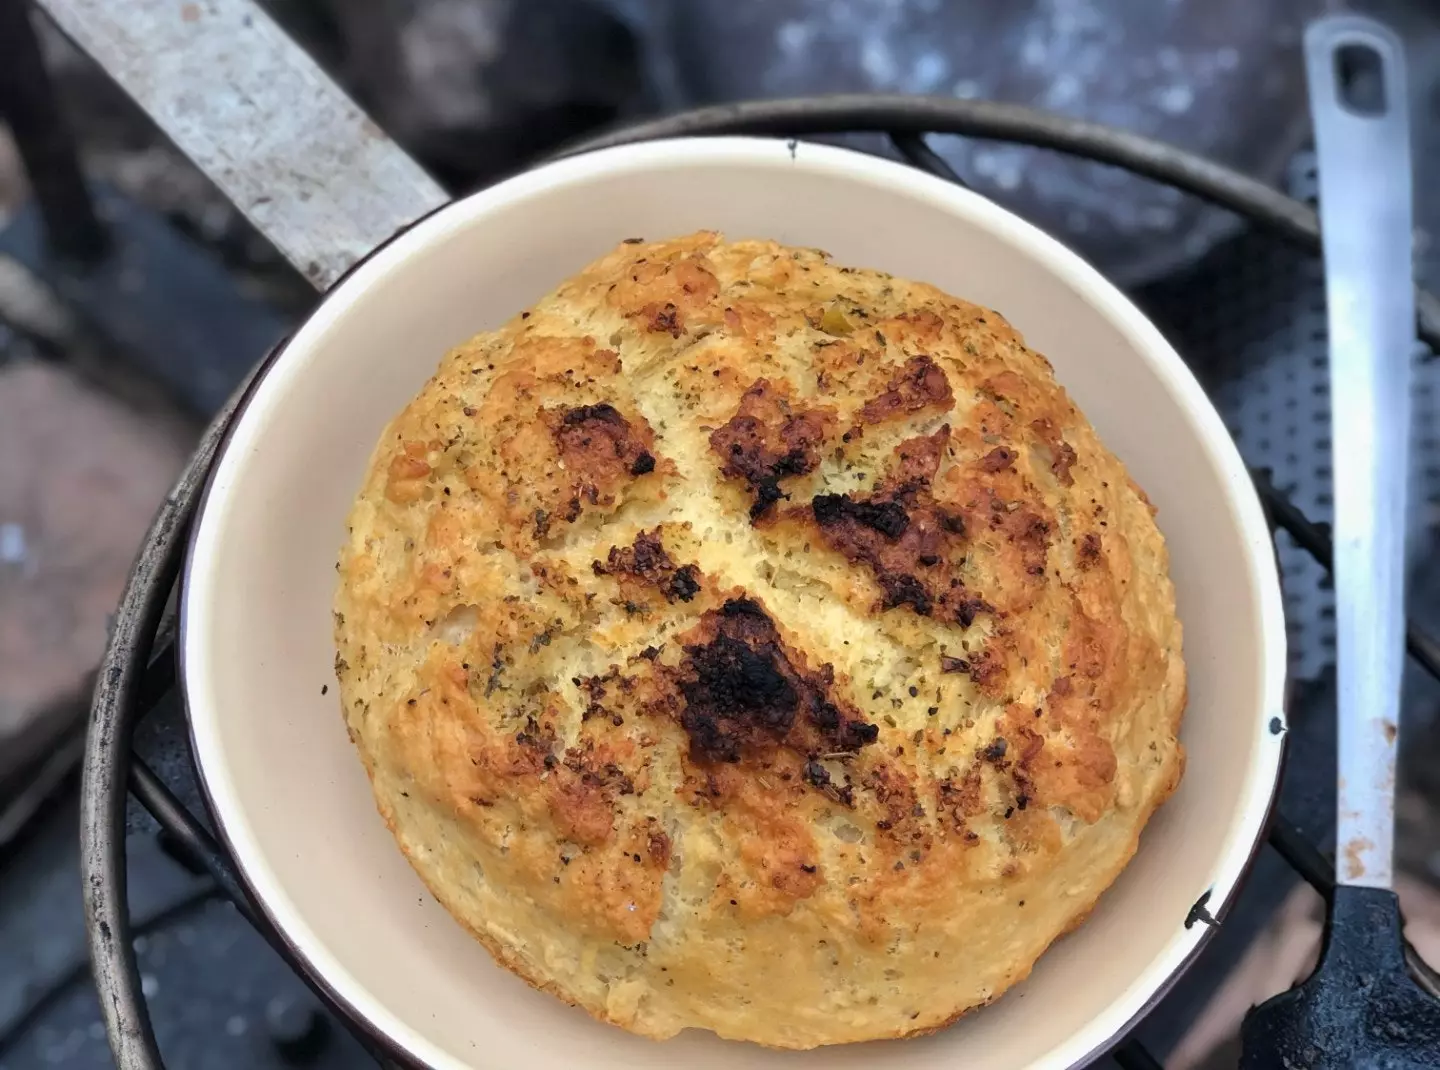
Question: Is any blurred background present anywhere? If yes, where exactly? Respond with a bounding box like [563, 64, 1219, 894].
[2, 0, 1440, 1066]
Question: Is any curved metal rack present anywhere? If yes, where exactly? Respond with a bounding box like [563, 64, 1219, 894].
[82, 98, 1440, 1069]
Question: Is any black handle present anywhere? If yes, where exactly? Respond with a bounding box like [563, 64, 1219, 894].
[1240, 886, 1440, 1069]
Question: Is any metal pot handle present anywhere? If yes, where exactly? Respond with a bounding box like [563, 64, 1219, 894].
[33, 0, 449, 290]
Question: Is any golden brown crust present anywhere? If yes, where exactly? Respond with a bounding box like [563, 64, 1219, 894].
[334, 232, 1186, 1049]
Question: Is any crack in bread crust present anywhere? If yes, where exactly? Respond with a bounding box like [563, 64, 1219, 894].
[334, 231, 1186, 1049]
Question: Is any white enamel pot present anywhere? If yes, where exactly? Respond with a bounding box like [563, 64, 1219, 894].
[181, 137, 1287, 1069]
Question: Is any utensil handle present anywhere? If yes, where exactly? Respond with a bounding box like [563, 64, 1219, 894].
[1304, 15, 1415, 890]
[31, 0, 450, 290]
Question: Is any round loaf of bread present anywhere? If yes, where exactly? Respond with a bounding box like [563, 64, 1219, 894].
[333, 232, 1185, 1049]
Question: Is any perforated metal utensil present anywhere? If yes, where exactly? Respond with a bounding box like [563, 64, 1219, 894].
[1240, 16, 1440, 1068]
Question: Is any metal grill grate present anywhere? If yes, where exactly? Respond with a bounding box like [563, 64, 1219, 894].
[1141, 151, 1440, 684]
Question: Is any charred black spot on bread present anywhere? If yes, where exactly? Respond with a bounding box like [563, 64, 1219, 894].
[750, 478, 787, 519]
[668, 565, 702, 602]
[553, 410, 641, 469]
[562, 402, 625, 428]
[955, 598, 992, 627]
[1077, 532, 1102, 568]
[575, 671, 615, 720]
[680, 636, 796, 762]
[719, 597, 766, 620]
[879, 574, 933, 615]
[674, 598, 876, 771]
[641, 301, 683, 337]
[807, 427, 993, 627]
[856, 355, 954, 425]
[546, 403, 660, 525]
[608, 529, 668, 574]
[812, 494, 909, 539]
[711, 379, 835, 520]
[593, 530, 703, 604]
